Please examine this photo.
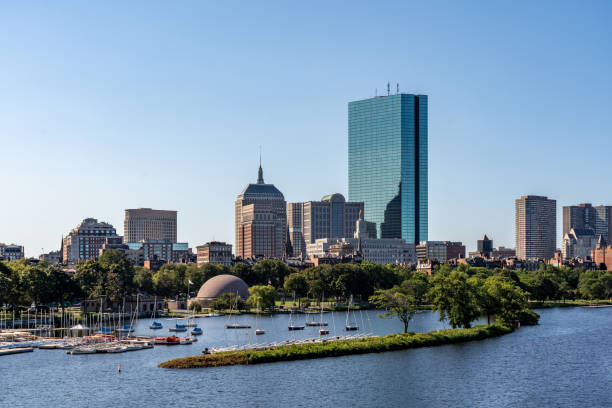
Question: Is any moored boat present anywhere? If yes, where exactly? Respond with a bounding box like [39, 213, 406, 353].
[226, 324, 251, 329]
[288, 325, 305, 331]
[150, 321, 163, 330]
[169, 324, 187, 332]
[154, 335, 181, 345]
[191, 327, 203, 336]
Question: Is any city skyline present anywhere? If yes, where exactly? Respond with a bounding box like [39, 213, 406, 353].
[1, 2, 611, 257]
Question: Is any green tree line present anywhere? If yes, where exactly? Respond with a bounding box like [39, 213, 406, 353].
[2, 252, 612, 310]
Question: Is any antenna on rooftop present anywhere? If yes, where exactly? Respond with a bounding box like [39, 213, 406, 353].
[396, 83, 399, 94]
[387, 82, 390, 96]
[375, 88, 377, 97]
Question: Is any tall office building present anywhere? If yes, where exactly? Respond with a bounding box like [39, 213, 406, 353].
[288, 193, 364, 257]
[515, 195, 556, 260]
[124, 208, 177, 243]
[563, 203, 612, 242]
[235, 165, 287, 259]
[348, 92, 427, 244]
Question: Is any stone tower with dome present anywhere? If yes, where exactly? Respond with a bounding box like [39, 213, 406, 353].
[234, 164, 287, 259]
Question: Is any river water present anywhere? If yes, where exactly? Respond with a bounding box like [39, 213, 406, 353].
[1, 307, 611, 407]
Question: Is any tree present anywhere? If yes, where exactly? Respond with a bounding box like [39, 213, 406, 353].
[428, 270, 480, 328]
[369, 286, 418, 333]
[133, 267, 154, 294]
[252, 259, 293, 287]
[484, 278, 528, 325]
[98, 250, 135, 301]
[474, 277, 501, 325]
[247, 285, 278, 311]
[0, 262, 20, 308]
[401, 273, 429, 305]
[21, 265, 54, 306]
[283, 273, 308, 305]
[210, 293, 246, 311]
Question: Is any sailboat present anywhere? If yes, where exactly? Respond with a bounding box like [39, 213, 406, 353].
[225, 291, 250, 329]
[318, 294, 329, 335]
[345, 295, 359, 331]
[287, 295, 305, 331]
[191, 327, 203, 336]
[254, 300, 265, 335]
[150, 296, 163, 329]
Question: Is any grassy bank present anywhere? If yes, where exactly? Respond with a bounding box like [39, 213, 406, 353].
[159, 324, 512, 369]
[529, 299, 612, 309]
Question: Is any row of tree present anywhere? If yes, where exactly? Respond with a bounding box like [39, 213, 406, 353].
[2, 251, 612, 310]
[369, 269, 536, 333]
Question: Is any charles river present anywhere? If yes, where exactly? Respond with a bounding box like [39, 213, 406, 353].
[1, 307, 611, 408]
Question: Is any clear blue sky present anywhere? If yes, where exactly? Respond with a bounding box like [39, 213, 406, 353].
[1, 1, 611, 257]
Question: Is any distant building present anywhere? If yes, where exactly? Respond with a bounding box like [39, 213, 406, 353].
[563, 203, 612, 242]
[561, 228, 597, 260]
[477, 234, 493, 257]
[348, 92, 428, 244]
[416, 241, 465, 262]
[98, 237, 128, 256]
[235, 164, 287, 259]
[143, 256, 166, 272]
[288, 193, 364, 257]
[196, 241, 232, 267]
[39, 250, 61, 265]
[592, 236, 612, 270]
[491, 247, 516, 259]
[515, 195, 556, 260]
[307, 237, 416, 265]
[306, 211, 416, 265]
[62, 218, 119, 262]
[0, 243, 25, 261]
[126, 240, 190, 263]
[124, 208, 177, 243]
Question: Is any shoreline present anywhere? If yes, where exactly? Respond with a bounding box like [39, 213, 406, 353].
[159, 324, 513, 369]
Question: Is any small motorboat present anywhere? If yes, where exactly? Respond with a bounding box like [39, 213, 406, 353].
[288, 325, 305, 331]
[319, 329, 330, 335]
[225, 324, 251, 329]
[191, 327, 203, 336]
[154, 336, 181, 345]
[254, 328, 265, 335]
[68, 347, 97, 355]
[169, 324, 187, 332]
[305, 321, 328, 326]
[179, 337, 193, 345]
[150, 321, 163, 330]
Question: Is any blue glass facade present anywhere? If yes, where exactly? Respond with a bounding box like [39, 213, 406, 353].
[348, 93, 427, 244]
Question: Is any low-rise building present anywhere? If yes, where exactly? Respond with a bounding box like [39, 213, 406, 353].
[416, 241, 466, 262]
[0, 243, 25, 261]
[126, 240, 190, 263]
[39, 250, 61, 265]
[196, 241, 232, 267]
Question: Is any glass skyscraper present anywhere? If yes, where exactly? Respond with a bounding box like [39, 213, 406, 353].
[348, 93, 428, 244]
